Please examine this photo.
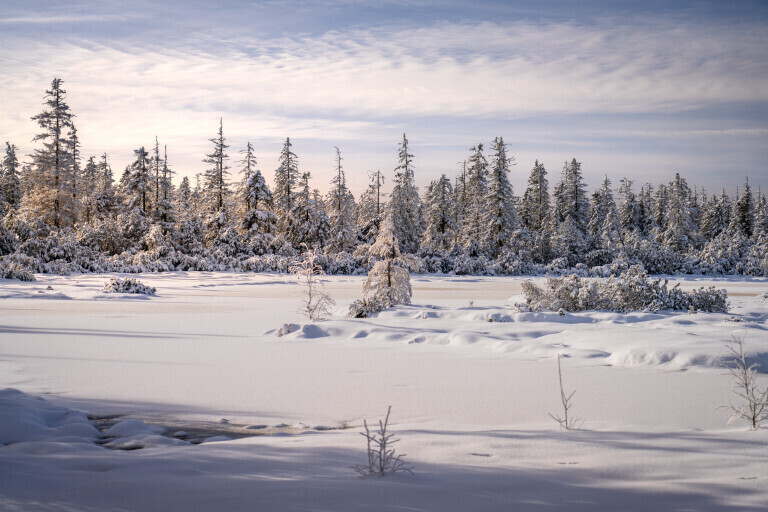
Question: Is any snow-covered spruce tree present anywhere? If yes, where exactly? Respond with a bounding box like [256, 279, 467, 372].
[732, 178, 754, 238]
[617, 178, 640, 234]
[521, 159, 552, 263]
[390, 134, 423, 254]
[27, 78, 78, 230]
[662, 173, 700, 252]
[239, 143, 277, 254]
[484, 137, 519, 258]
[126, 147, 153, 215]
[202, 118, 230, 213]
[553, 158, 589, 232]
[652, 183, 668, 236]
[753, 191, 768, 241]
[326, 147, 357, 253]
[274, 137, 300, 238]
[453, 161, 469, 248]
[460, 143, 489, 252]
[1, 142, 22, 214]
[153, 146, 177, 236]
[637, 184, 656, 237]
[357, 170, 385, 244]
[701, 190, 731, 240]
[202, 119, 233, 250]
[350, 211, 412, 316]
[80, 156, 99, 224]
[68, 125, 82, 225]
[587, 175, 623, 251]
[422, 174, 457, 253]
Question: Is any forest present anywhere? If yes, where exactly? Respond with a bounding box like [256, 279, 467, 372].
[1, 78, 767, 278]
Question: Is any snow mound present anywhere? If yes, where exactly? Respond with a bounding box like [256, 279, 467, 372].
[0, 388, 98, 445]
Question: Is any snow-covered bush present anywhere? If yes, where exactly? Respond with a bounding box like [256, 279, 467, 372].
[0, 259, 35, 281]
[348, 296, 389, 318]
[517, 265, 728, 313]
[102, 277, 156, 295]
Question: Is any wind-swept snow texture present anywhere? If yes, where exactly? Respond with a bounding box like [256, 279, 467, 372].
[1, 272, 767, 511]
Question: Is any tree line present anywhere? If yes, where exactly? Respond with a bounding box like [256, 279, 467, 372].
[1, 78, 767, 276]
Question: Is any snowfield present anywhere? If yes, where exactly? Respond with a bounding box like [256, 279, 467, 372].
[1, 272, 767, 511]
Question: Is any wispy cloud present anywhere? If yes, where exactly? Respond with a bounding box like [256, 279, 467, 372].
[2, 14, 767, 191]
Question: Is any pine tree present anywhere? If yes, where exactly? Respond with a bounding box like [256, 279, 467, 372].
[453, 161, 469, 247]
[80, 156, 99, 224]
[733, 178, 754, 238]
[239, 144, 277, 253]
[662, 173, 699, 251]
[364, 210, 412, 306]
[202, 118, 230, 213]
[423, 174, 456, 252]
[587, 176, 623, 249]
[126, 147, 152, 215]
[521, 159, 551, 263]
[521, 160, 549, 232]
[28, 78, 77, 229]
[95, 153, 118, 218]
[154, 146, 177, 234]
[752, 190, 768, 240]
[553, 158, 589, 230]
[274, 137, 300, 236]
[552, 158, 589, 261]
[289, 171, 313, 248]
[1, 142, 22, 213]
[461, 143, 489, 250]
[701, 190, 731, 240]
[357, 170, 385, 244]
[617, 178, 640, 233]
[326, 147, 357, 253]
[484, 137, 519, 257]
[389, 134, 423, 254]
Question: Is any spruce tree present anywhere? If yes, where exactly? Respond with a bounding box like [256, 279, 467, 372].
[389, 133, 423, 254]
[357, 170, 385, 244]
[326, 147, 357, 253]
[733, 178, 754, 238]
[484, 137, 519, 257]
[29, 78, 77, 229]
[274, 137, 300, 236]
[423, 174, 456, 252]
[202, 118, 230, 213]
[1, 142, 22, 213]
[662, 173, 699, 251]
[461, 143, 489, 250]
[127, 147, 152, 215]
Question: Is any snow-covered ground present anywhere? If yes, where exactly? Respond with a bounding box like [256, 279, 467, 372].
[1, 272, 767, 511]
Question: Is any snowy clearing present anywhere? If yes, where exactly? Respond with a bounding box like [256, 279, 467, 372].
[1, 272, 767, 511]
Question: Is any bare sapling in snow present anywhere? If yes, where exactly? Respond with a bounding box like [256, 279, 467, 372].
[289, 244, 335, 320]
[549, 354, 582, 431]
[102, 277, 156, 295]
[353, 406, 413, 477]
[722, 331, 767, 429]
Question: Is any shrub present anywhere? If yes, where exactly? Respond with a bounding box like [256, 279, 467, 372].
[102, 277, 156, 295]
[0, 259, 35, 281]
[517, 265, 728, 313]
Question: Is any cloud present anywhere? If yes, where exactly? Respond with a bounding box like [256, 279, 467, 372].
[2, 15, 767, 191]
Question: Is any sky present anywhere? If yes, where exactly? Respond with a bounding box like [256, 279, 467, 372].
[2, 0, 767, 197]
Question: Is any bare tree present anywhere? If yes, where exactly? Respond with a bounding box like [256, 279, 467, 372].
[353, 406, 413, 476]
[723, 331, 767, 430]
[549, 353, 582, 431]
[289, 244, 335, 320]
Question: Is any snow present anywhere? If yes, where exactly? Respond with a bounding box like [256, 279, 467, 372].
[1, 272, 767, 511]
